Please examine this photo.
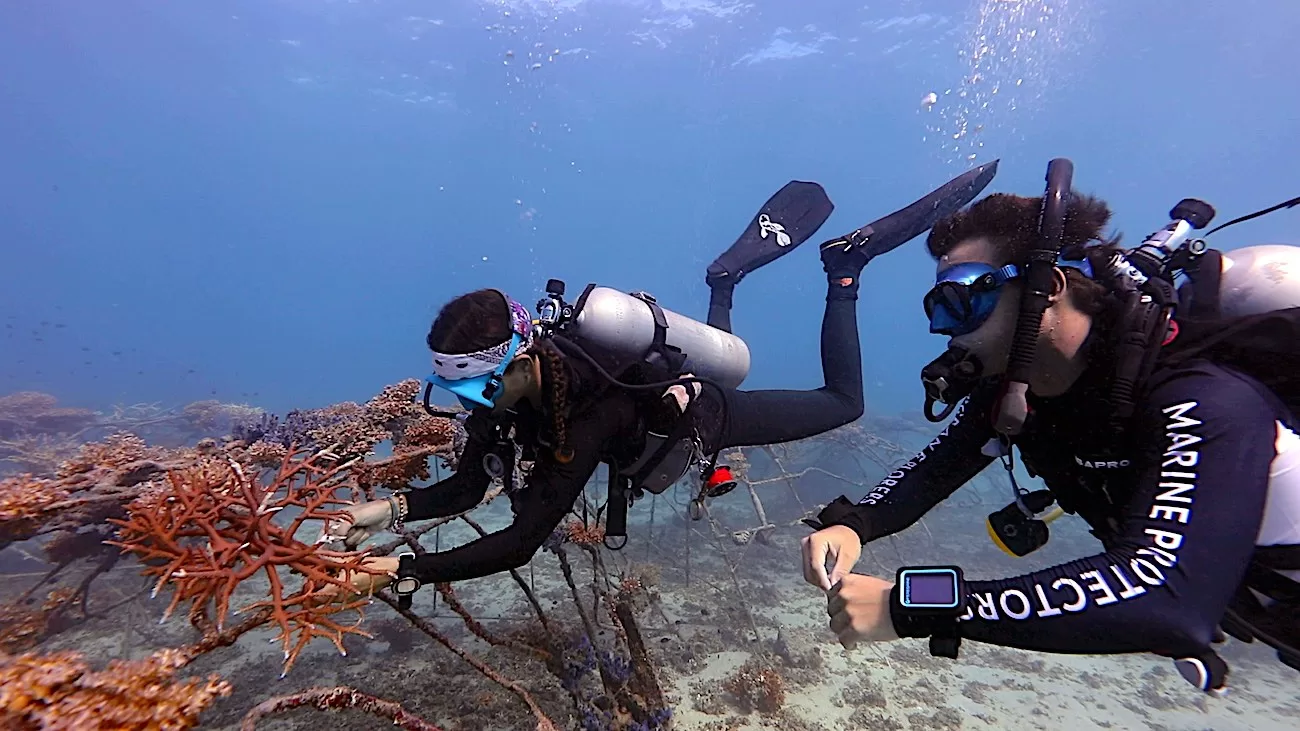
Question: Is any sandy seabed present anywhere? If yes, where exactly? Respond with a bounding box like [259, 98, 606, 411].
[12, 508, 1292, 731]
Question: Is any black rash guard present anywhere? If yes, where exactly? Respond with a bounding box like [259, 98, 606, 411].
[835, 358, 1289, 660]
[401, 285, 864, 584]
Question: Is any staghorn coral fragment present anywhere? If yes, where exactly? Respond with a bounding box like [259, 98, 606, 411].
[106, 446, 389, 676]
[238, 685, 443, 731]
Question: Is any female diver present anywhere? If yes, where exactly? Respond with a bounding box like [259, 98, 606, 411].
[319, 164, 998, 601]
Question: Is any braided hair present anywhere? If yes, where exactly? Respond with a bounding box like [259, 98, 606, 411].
[427, 289, 573, 462]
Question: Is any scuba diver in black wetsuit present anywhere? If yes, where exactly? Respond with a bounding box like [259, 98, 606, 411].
[800, 157, 1300, 696]
[314, 162, 999, 606]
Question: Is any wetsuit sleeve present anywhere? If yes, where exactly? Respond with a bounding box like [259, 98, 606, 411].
[409, 395, 637, 584]
[944, 368, 1277, 659]
[401, 426, 493, 522]
[826, 388, 997, 543]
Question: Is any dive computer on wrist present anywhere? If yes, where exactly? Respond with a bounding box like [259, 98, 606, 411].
[891, 565, 967, 658]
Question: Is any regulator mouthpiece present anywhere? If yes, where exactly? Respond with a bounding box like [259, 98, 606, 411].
[921, 345, 984, 422]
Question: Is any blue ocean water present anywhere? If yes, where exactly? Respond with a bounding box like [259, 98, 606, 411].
[2, 2, 1299, 730]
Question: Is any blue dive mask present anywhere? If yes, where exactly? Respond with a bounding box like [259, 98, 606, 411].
[924, 258, 1093, 336]
[425, 332, 523, 409]
[426, 293, 535, 410]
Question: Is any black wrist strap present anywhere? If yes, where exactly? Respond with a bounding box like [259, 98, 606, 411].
[929, 622, 962, 659]
[888, 583, 963, 658]
[395, 552, 421, 611]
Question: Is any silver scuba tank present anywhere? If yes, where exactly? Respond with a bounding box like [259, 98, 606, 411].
[1214, 245, 1300, 316]
[564, 284, 751, 390]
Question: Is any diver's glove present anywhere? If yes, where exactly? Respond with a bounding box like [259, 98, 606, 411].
[317, 499, 398, 549]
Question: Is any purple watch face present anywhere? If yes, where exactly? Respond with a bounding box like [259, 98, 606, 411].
[903, 570, 958, 607]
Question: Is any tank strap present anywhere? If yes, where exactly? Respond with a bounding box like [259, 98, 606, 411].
[1183, 248, 1224, 319]
[631, 292, 687, 377]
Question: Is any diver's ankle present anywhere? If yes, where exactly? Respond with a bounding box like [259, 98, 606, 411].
[826, 272, 861, 299]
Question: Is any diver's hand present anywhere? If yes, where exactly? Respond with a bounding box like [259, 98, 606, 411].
[827, 574, 898, 650]
[318, 500, 395, 549]
[801, 525, 862, 591]
[311, 556, 400, 606]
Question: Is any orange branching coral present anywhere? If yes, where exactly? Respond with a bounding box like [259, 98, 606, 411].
[396, 415, 455, 452]
[0, 434, 204, 549]
[0, 648, 231, 730]
[0, 474, 71, 543]
[242, 439, 289, 468]
[563, 519, 606, 546]
[306, 403, 390, 458]
[56, 432, 160, 479]
[355, 451, 434, 493]
[365, 379, 424, 424]
[106, 447, 388, 676]
[0, 589, 77, 654]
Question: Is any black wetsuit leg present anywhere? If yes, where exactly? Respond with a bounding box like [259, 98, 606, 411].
[707, 283, 735, 333]
[707, 280, 863, 449]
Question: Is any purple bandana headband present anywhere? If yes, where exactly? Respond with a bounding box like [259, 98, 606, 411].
[430, 293, 535, 381]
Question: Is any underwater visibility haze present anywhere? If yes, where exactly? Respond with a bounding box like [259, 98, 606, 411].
[2, 1, 1300, 729]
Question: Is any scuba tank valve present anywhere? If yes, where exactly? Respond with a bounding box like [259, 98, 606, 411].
[1111, 199, 1215, 288]
[535, 278, 573, 332]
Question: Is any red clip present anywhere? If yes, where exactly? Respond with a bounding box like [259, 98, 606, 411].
[1162, 319, 1180, 346]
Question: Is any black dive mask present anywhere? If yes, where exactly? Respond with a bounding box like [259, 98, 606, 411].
[921, 345, 984, 422]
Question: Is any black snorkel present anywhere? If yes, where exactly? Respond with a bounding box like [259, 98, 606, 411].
[990, 157, 1074, 436]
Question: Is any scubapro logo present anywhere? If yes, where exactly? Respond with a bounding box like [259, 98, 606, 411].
[1074, 455, 1132, 469]
[757, 214, 792, 247]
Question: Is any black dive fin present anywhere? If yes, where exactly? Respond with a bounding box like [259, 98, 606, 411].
[706, 180, 835, 288]
[821, 159, 999, 260]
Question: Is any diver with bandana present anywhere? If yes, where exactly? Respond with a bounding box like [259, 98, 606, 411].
[801, 158, 1300, 696]
[315, 163, 999, 601]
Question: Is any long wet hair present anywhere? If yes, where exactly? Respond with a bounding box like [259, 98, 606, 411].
[926, 192, 1125, 316]
[427, 289, 573, 462]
